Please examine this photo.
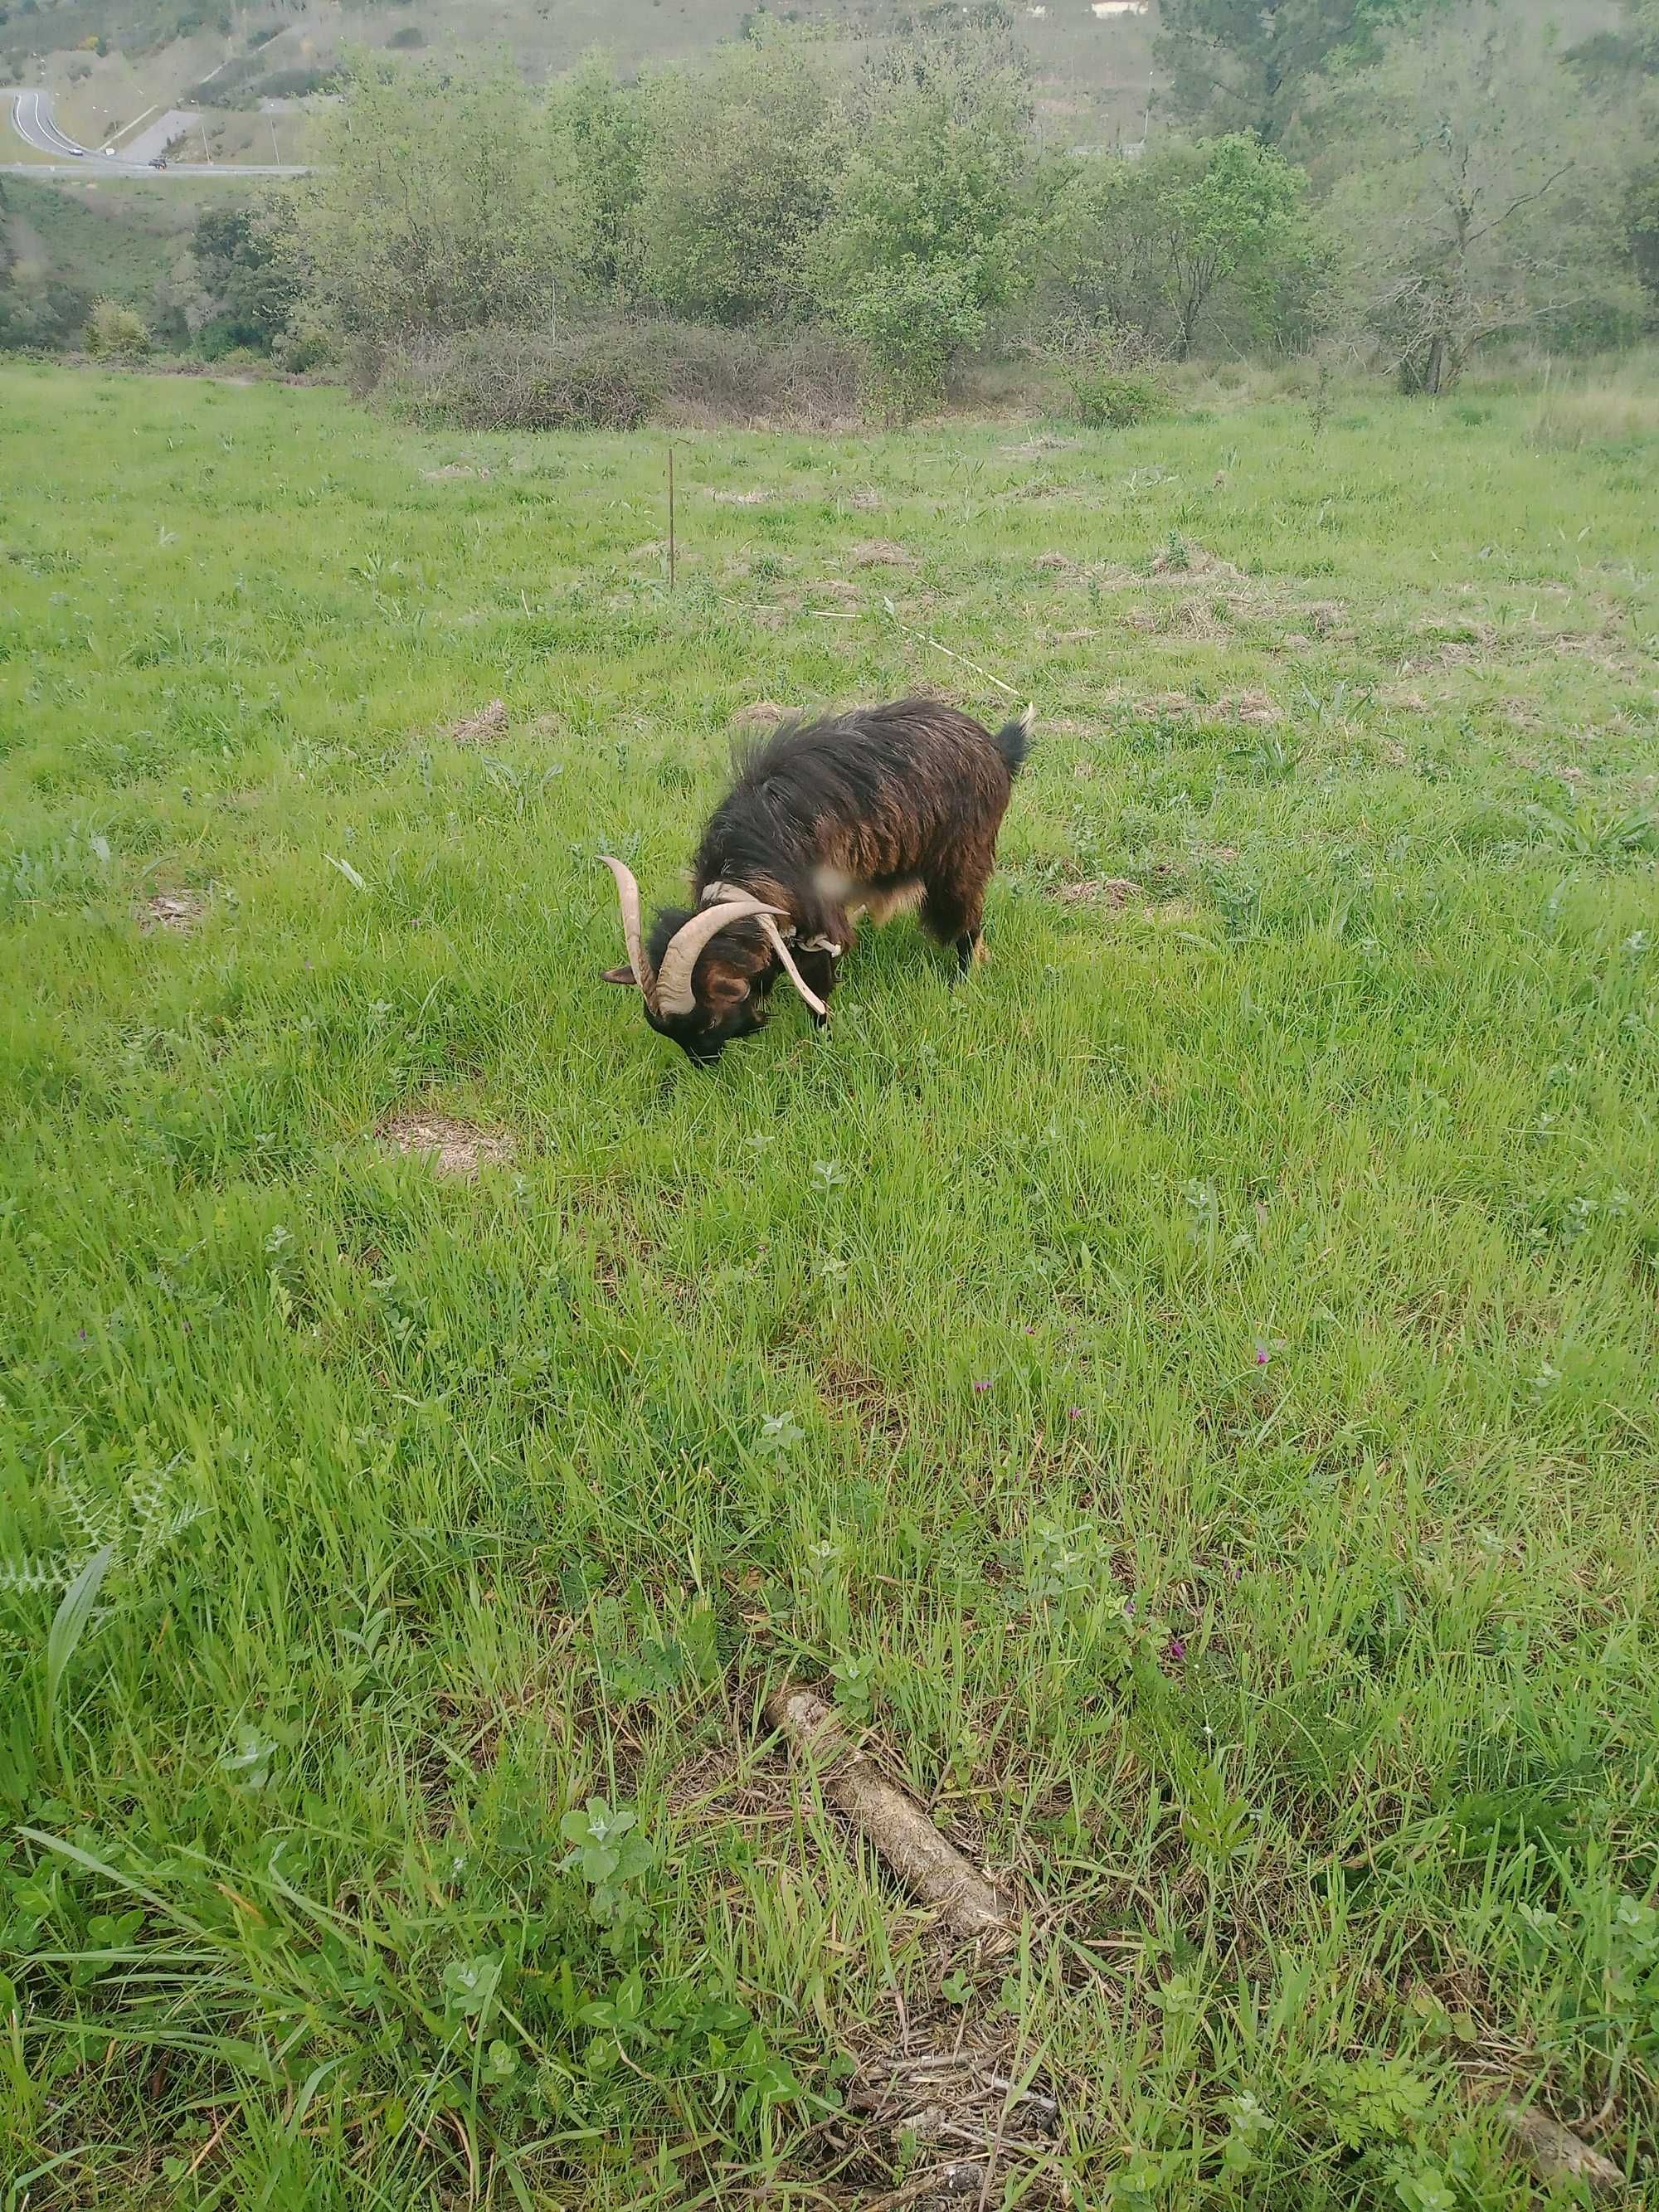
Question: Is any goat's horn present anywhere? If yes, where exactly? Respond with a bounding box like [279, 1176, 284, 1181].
[753, 913, 829, 1021]
[601, 856, 655, 1009]
[654, 893, 781, 1016]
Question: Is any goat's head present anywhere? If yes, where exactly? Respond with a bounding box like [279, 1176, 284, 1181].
[600, 858, 827, 1066]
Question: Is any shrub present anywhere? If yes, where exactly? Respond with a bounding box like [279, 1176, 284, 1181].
[1042, 318, 1170, 428]
[387, 327, 664, 430]
[387, 25, 425, 48]
[187, 56, 336, 105]
[288, 59, 557, 344]
[382, 320, 863, 432]
[83, 300, 152, 362]
[255, 66, 337, 100]
[1048, 136, 1321, 362]
[813, 22, 1037, 406]
[839, 259, 986, 421]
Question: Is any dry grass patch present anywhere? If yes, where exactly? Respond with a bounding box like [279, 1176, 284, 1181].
[731, 700, 791, 731]
[820, 1359, 911, 1455]
[450, 698, 508, 745]
[1048, 876, 1143, 909]
[849, 539, 917, 569]
[824, 2016, 1067, 2207]
[138, 891, 206, 936]
[377, 1108, 516, 1179]
[1149, 538, 1249, 585]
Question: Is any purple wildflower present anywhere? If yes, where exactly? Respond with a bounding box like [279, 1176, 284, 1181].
[972, 1379, 992, 1393]
[1068, 1407, 1083, 1420]
[1165, 1637, 1187, 1666]
[1254, 1344, 1270, 1366]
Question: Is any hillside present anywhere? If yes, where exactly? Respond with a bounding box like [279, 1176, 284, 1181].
[0, 168, 216, 339]
[7, 0, 1163, 159]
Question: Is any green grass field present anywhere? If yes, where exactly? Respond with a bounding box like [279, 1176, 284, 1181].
[2, 360, 1657, 2210]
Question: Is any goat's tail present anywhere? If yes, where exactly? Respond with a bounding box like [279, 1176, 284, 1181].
[994, 702, 1035, 778]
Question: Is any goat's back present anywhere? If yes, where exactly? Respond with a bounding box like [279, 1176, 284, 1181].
[702, 699, 1020, 890]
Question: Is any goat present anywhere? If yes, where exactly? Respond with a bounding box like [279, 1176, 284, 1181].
[601, 697, 1033, 1065]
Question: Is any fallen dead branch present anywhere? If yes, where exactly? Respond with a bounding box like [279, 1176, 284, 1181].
[762, 1682, 1013, 1945]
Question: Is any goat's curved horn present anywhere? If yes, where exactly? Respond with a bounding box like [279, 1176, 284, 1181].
[752, 913, 829, 1021]
[601, 857, 655, 1009]
[654, 894, 781, 1016]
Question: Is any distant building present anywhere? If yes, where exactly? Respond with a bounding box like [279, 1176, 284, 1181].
[1092, 1, 1150, 17]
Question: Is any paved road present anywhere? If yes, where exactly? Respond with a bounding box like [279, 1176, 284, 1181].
[2, 85, 305, 173]
[6, 85, 89, 158]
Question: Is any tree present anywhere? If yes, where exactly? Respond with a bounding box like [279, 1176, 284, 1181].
[1320, 4, 1644, 391]
[1568, 0, 1659, 311]
[633, 32, 840, 324]
[285, 56, 559, 348]
[1157, 0, 1435, 143]
[184, 200, 299, 353]
[542, 53, 646, 304]
[1050, 135, 1322, 359]
[812, 9, 1038, 408]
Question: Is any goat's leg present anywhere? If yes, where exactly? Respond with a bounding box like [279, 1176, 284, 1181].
[921, 855, 991, 978]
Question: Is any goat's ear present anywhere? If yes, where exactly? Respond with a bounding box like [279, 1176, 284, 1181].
[600, 963, 641, 988]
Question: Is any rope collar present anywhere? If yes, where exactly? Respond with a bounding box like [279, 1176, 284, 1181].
[698, 880, 840, 958]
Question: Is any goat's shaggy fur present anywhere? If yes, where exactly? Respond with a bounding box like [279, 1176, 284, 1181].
[611, 698, 1030, 1063]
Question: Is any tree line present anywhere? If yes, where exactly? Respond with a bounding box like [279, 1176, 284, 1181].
[6, 0, 1656, 411]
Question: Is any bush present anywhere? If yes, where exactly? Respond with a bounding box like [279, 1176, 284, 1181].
[83, 299, 152, 362]
[1043, 318, 1170, 428]
[839, 258, 986, 421]
[1048, 136, 1321, 362]
[289, 59, 557, 344]
[186, 56, 335, 105]
[258, 66, 337, 99]
[387, 327, 663, 430]
[387, 25, 425, 48]
[382, 320, 864, 431]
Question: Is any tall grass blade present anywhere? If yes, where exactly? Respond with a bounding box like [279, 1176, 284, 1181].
[45, 1542, 114, 1728]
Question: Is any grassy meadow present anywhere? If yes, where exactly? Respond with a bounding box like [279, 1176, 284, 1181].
[2, 360, 1657, 2209]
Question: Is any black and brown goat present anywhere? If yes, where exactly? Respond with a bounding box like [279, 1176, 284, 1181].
[601, 698, 1033, 1065]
